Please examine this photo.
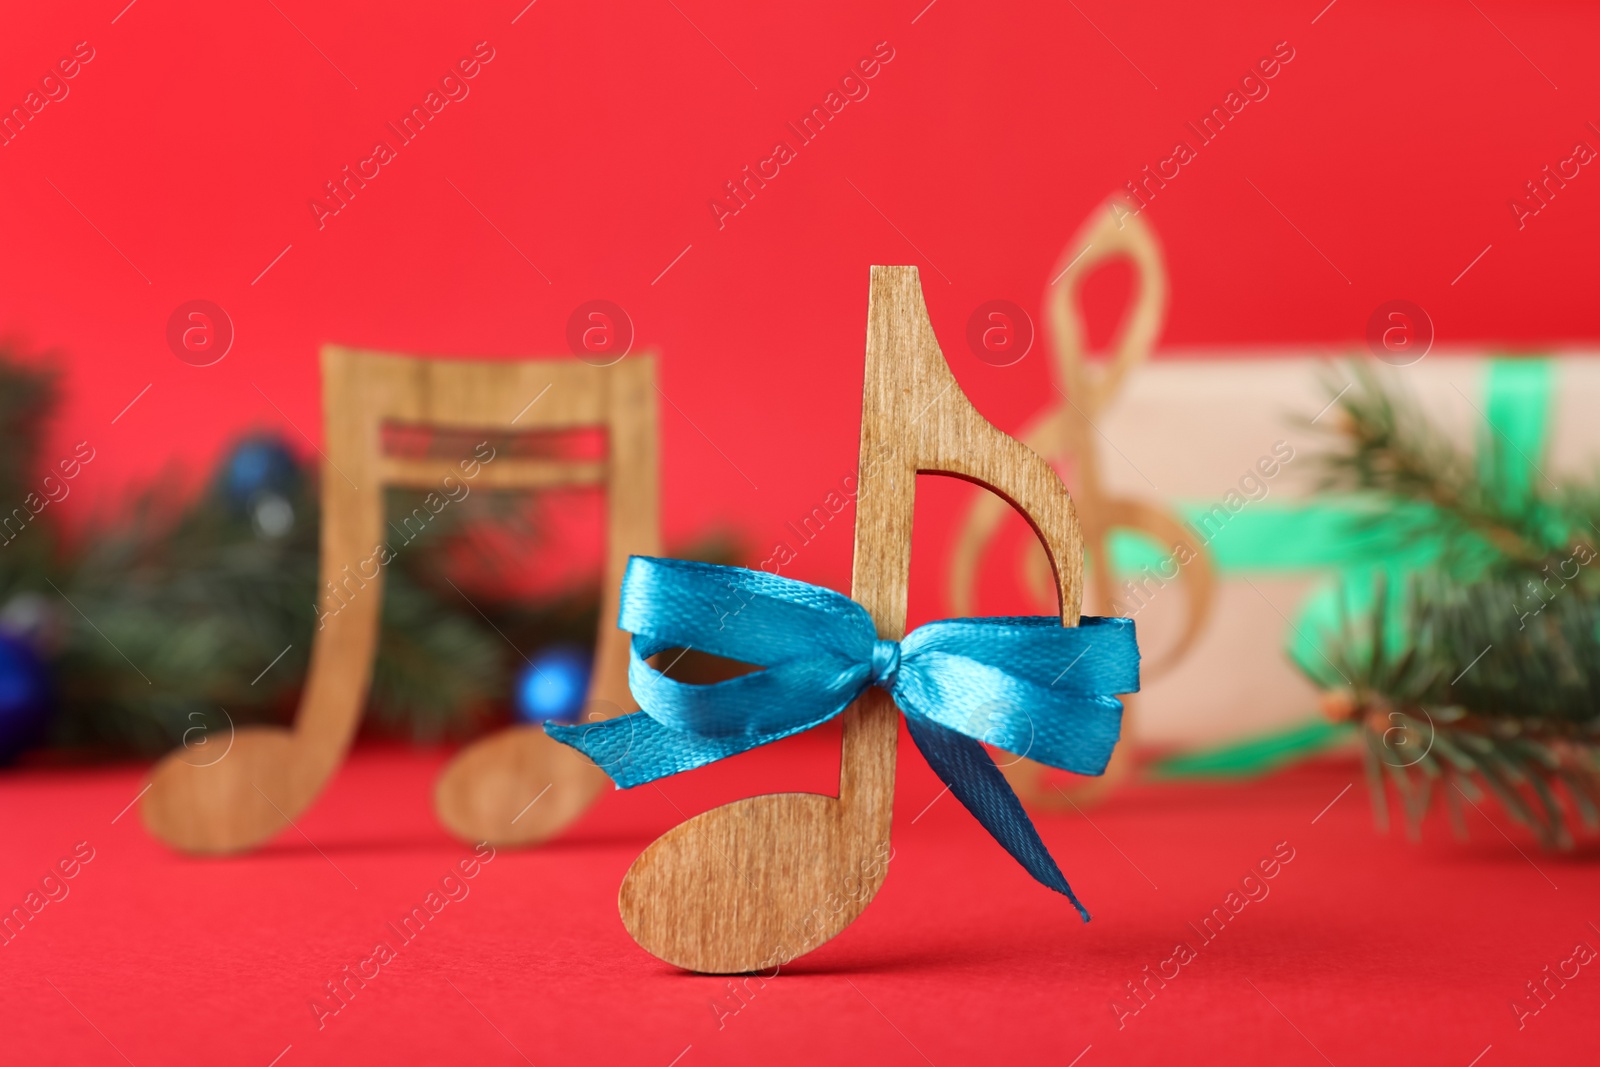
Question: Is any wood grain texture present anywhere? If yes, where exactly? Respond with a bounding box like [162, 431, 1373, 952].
[617, 266, 1084, 974]
[435, 354, 660, 846]
[140, 349, 658, 854]
[948, 200, 1214, 808]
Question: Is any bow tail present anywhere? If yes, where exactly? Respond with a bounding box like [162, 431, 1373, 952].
[902, 715, 1092, 922]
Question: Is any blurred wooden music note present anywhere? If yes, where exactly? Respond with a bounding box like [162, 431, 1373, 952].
[141, 348, 658, 853]
[950, 200, 1214, 807]
[618, 265, 1086, 973]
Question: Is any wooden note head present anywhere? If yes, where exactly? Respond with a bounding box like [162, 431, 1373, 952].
[619, 767, 891, 973]
[617, 266, 1082, 973]
[141, 727, 298, 854]
[434, 725, 615, 845]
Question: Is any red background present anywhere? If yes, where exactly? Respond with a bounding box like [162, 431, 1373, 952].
[3, 0, 1600, 614]
[4, 2, 1600, 1063]
[5, 741, 1599, 1066]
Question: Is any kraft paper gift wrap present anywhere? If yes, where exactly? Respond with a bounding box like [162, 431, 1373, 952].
[1055, 351, 1596, 748]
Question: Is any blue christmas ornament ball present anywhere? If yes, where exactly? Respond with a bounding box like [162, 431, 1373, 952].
[513, 644, 592, 723]
[223, 436, 300, 508]
[0, 632, 51, 766]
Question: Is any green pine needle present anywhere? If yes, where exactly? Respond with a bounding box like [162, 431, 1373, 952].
[1300, 362, 1600, 849]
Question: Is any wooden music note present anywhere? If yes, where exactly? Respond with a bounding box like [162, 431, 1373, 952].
[949, 200, 1214, 807]
[140, 348, 658, 854]
[617, 265, 1084, 974]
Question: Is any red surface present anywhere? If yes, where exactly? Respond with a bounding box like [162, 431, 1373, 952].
[3, 2, 1600, 614]
[4, 734, 1597, 1065]
[5, 5, 1600, 1061]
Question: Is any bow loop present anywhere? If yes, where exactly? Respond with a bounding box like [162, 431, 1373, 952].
[546, 556, 1140, 921]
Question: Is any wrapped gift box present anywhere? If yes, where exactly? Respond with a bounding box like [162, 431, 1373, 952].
[1081, 351, 1600, 747]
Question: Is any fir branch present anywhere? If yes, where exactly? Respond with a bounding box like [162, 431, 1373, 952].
[1307, 361, 1583, 568]
[1301, 364, 1600, 848]
[49, 457, 513, 753]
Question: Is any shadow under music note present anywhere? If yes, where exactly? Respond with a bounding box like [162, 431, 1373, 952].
[140, 348, 658, 854]
[950, 200, 1214, 808]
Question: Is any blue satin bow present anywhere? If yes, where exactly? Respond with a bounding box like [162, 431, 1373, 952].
[545, 556, 1139, 920]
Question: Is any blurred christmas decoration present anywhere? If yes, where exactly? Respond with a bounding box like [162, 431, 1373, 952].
[512, 644, 591, 723]
[1296, 359, 1600, 849]
[52, 432, 508, 752]
[222, 435, 299, 507]
[223, 435, 301, 539]
[0, 631, 50, 764]
[0, 344, 731, 761]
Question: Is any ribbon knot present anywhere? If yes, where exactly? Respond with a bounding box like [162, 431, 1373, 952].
[869, 639, 901, 688]
[545, 556, 1140, 920]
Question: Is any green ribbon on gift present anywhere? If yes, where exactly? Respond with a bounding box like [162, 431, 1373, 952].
[1103, 358, 1556, 778]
